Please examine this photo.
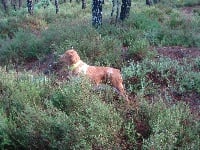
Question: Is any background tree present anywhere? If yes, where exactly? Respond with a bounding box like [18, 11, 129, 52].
[120, 0, 131, 21]
[111, 0, 121, 23]
[92, 0, 103, 28]
[82, 0, 86, 9]
[1, 0, 8, 12]
[55, 0, 59, 13]
[18, 0, 22, 8]
[27, 0, 33, 14]
[11, 0, 17, 11]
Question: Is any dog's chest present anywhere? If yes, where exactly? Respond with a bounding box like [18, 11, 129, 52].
[75, 63, 89, 75]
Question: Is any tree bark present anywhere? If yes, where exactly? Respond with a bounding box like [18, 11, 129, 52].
[120, 0, 131, 21]
[55, 0, 59, 14]
[19, 0, 22, 8]
[27, 0, 33, 14]
[82, 0, 86, 9]
[92, 0, 103, 28]
[11, 0, 17, 11]
[2, 0, 8, 11]
[111, 0, 121, 23]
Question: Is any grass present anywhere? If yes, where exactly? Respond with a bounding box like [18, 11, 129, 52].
[0, 0, 200, 149]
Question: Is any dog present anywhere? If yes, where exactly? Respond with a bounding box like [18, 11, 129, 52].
[59, 49, 129, 102]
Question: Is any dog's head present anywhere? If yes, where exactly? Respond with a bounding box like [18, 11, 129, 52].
[59, 49, 80, 66]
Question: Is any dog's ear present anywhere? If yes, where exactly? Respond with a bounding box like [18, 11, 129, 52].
[73, 51, 80, 63]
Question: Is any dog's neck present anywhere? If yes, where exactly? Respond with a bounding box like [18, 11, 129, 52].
[69, 60, 82, 71]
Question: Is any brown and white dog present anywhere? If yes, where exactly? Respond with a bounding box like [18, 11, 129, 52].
[59, 49, 129, 102]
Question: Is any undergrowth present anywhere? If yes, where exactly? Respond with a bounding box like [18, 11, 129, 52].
[0, 0, 200, 149]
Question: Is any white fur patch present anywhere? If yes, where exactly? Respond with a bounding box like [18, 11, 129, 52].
[78, 63, 89, 74]
[107, 68, 113, 75]
[81, 64, 89, 74]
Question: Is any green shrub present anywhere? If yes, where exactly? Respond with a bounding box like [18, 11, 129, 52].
[123, 57, 200, 96]
[194, 57, 200, 70]
[0, 69, 51, 108]
[0, 70, 122, 149]
[160, 28, 197, 47]
[193, 8, 200, 16]
[178, 71, 200, 94]
[122, 61, 150, 93]
[143, 101, 200, 149]
[1, 1, 200, 149]
[168, 12, 185, 29]
[123, 118, 137, 148]
[7, 104, 72, 149]
[0, 110, 12, 149]
[0, 17, 20, 39]
[159, 0, 200, 7]
[122, 58, 178, 93]
[0, 29, 42, 64]
[51, 77, 123, 149]
[181, 0, 200, 6]
[131, 13, 161, 31]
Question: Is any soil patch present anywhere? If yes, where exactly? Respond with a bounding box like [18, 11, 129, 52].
[156, 46, 200, 60]
[156, 46, 200, 119]
[180, 5, 200, 19]
[181, 5, 200, 14]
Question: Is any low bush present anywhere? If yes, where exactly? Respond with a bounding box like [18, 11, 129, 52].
[0, 70, 123, 149]
[0, 29, 42, 64]
[0, 111, 12, 149]
[143, 101, 200, 149]
[160, 0, 200, 7]
[131, 13, 161, 31]
[122, 57, 200, 95]
[178, 71, 200, 94]
[122, 58, 178, 93]
[0, 1, 200, 149]
[51, 77, 123, 148]
[194, 57, 200, 70]
[181, 0, 200, 6]
[0, 17, 20, 39]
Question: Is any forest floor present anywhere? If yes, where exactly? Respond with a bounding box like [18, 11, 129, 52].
[23, 45, 200, 119]
[23, 4, 200, 120]
[20, 5, 200, 149]
[156, 46, 200, 119]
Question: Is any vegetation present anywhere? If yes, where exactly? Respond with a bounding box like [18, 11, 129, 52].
[0, 0, 200, 149]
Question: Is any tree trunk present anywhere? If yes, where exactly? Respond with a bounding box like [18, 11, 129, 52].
[82, 0, 86, 9]
[11, 0, 17, 11]
[19, 0, 22, 8]
[2, 0, 8, 11]
[92, 0, 103, 28]
[111, 0, 121, 23]
[55, 0, 59, 14]
[27, 0, 33, 14]
[146, 0, 152, 6]
[120, 0, 131, 21]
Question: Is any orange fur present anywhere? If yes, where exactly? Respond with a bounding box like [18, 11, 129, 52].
[59, 49, 128, 101]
